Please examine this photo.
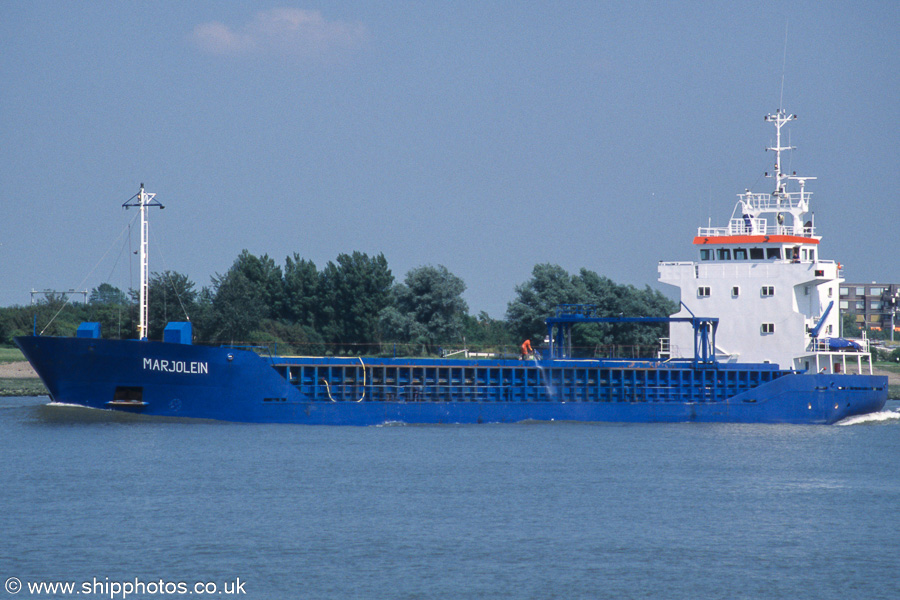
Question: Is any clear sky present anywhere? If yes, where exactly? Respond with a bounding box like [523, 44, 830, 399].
[2, 1, 898, 317]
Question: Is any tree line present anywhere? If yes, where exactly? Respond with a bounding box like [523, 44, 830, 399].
[0, 250, 677, 358]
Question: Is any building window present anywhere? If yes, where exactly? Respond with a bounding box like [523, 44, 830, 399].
[870, 287, 884, 295]
[732, 286, 740, 297]
[840, 287, 849, 296]
[761, 286, 775, 297]
[855, 301, 865, 310]
[750, 248, 764, 260]
[856, 287, 866, 295]
[761, 323, 775, 334]
[871, 301, 883, 310]
[698, 287, 710, 298]
[840, 300, 849, 309]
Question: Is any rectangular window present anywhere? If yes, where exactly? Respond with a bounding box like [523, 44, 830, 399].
[871, 301, 883, 310]
[826, 325, 833, 334]
[732, 286, 740, 297]
[716, 248, 731, 260]
[761, 323, 775, 334]
[870, 315, 881, 323]
[856, 287, 866, 295]
[750, 248, 764, 260]
[700, 249, 711, 261]
[828, 288, 833, 298]
[855, 301, 865, 310]
[840, 287, 849, 296]
[870, 287, 884, 295]
[810, 249, 816, 261]
[698, 287, 710, 298]
[761, 286, 775, 297]
[840, 300, 849, 309]
[733, 248, 748, 260]
[804, 286, 810, 296]
[766, 248, 781, 259]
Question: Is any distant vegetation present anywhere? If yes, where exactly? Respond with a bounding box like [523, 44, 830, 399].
[0, 250, 676, 358]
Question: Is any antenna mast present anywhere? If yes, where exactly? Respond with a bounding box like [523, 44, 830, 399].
[764, 109, 796, 198]
[123, 183, 164, 340]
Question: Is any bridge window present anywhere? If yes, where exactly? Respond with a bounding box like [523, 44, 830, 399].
[750, 248, 764, 259]
[766, 248, 781, 259]
[717, 248, 731, 260]
[700, 249, 711, 260]
[733, 248, 748, 260]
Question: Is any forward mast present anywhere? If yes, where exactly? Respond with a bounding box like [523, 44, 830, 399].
[123, 183, 164, 340]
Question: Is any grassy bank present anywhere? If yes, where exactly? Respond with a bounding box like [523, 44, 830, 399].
[0, 346, 25, 363]
[0, 378, 47, 397]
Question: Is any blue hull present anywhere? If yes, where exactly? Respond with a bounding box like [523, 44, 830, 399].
[15, 335, 888, 425]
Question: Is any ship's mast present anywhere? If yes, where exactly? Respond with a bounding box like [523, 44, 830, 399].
[764, 108, 796, 198]
[123, 183, 164, 340]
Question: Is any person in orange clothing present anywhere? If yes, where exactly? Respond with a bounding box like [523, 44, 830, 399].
[520, 339, 533, 360]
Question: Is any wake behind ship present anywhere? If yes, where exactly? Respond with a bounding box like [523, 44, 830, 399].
[15, 109, 889, 425]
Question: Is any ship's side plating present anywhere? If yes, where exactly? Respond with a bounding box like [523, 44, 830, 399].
[15, 335, 887, 425]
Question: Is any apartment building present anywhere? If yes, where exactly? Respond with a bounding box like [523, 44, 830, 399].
[840, 282, 900, 333]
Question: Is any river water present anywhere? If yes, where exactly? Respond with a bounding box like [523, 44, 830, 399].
[3, 396, 899, 599]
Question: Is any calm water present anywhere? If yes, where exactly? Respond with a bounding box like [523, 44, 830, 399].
[3, 396, 899, 600]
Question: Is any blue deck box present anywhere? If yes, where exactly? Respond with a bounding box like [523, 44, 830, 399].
[76, 322, 101, 339]
[163, 321, 193, 345]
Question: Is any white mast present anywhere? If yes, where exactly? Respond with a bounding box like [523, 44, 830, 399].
[123, 183, 164, 340]
[765, 108, 796, 197]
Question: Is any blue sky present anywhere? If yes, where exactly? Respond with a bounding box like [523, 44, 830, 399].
[2, 1, 898, 317]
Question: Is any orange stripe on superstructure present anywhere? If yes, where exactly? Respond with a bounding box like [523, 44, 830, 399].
[692, 235, 819, 245]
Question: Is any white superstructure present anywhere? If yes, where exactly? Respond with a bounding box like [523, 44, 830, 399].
[658, 109, 872, 374]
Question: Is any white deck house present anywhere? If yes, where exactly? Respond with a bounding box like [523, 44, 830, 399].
[658, 109, 871, 374]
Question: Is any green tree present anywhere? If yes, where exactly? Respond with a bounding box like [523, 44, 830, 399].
[461, 311, 514, 352]
[506, 264, 581, 342]
[210, 250, 281, 342]
[841, 312, 861, 338]
[506, 264, 678, 356]
[282, 254, 319, 327]
[318, 251, 393, 353]
[380, 265, 468, 353]
[88, 283, 131, 339]
[147, 271, 198, 340]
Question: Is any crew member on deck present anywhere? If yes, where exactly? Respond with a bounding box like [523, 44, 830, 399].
[520, 339, 533, 360]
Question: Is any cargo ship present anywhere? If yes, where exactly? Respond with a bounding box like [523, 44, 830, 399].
[15, 108, 887, 424]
